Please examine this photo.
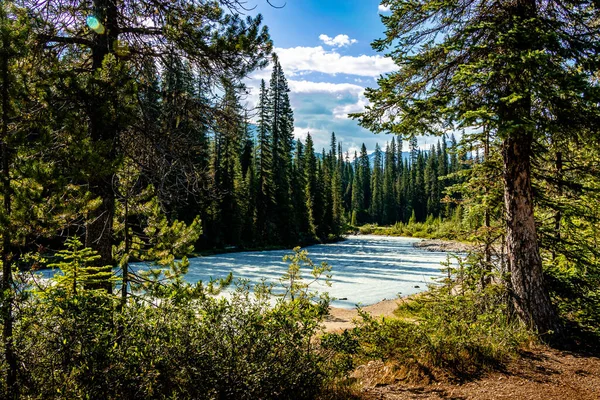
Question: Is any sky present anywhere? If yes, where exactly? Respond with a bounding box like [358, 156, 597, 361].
[241, 0, 441, 157]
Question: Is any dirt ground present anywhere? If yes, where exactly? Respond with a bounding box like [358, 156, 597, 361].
[324, 301, 600, 400]
[354, 347, 600, 400]
[324, 298, 402, 332]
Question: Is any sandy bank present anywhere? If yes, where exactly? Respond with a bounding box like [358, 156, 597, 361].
[324, 298, 404, 332]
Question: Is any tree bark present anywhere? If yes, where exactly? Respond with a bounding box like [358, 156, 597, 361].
[84, 0, 120, 291]
[1, 18, 18, 397]
[496, 0, 561, 337]
[553, 151, 562, 260]
[502, 132, 560, 335]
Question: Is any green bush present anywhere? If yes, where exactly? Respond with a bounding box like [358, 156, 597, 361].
[8, 247, 337, 400]
[324, 254, 532, 380]
[545, 258, 600, 346]
[355, 212, 469, 240]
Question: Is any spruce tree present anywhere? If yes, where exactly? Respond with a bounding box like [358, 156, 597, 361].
[350, 152, 362, 225]
[0, 3, 25, 393]
[370, 144, 384, 223]
[292, 139, 310, 240]
[359, 144, 371, 218]
[256, 79, 274, 243]
[304, 134, 318, 239]
[329, 133, 344, 234]
[31, 0, 272, 278]
[353, 0, 600, 333]
[383, 139, 398, 224]
[268, 55, 295, 243]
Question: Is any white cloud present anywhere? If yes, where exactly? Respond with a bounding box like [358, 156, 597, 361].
[378, 4, 391, 13]
[319, 34, 357, 48]
[332, 91, 369, 119]
[288, 80, 365, 95]
[293, 126, 331, 147]
[275, 46, 397, 77]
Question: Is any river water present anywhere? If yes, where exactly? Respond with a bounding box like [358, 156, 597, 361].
[181, 235, 450, 308]
[36, 235, 451, 308]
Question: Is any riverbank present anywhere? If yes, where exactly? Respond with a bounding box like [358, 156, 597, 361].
[325, 298, 600, 400]
[324, 298, 402, 332]
[193, 235, 347, 257]
[350, 226, 474, 253]
[412, 238, 475, 253]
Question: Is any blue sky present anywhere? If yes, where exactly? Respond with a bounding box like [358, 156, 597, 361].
[242, 1, 443, 156]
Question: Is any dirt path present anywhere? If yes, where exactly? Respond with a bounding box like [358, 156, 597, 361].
[354, 346, 600, 399]
[324, 300, 600, 400]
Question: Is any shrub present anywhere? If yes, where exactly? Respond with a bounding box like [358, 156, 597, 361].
[324, 254, 533, 381]
[9, 247, 336, 399]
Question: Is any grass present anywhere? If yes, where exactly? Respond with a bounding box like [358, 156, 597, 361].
[354, 216, 470, 241]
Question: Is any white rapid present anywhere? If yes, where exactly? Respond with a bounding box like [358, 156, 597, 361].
[180, 235, 450, 309]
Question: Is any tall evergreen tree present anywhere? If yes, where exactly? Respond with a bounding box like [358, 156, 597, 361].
[31, 0, 272, 278]
[256, 79, 274, 242]
[212, 81, 245, 245]
[359, 144, 371, 216]
[425, 145, 440, 216]
[268, 55, 295, 243]
[370, 144, 384, 223]
[330, 134, 344, 234]
[350, 151, 362, 225]
[353, 0, 600, 333]
[292, 139, 310, 240]
[304, 134, 318, 239]
[383, 139, 398, 224]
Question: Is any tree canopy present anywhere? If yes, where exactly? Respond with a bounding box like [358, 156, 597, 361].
[354, 0, 600, 334]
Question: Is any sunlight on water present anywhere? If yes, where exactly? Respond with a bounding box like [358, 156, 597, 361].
[179, 235, 453, 309]
[37, 236, 456, 309]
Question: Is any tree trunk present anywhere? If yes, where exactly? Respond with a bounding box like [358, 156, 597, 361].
[497, 0, 561, 337]
[1, 20, 18, 397]
[502, 133, 560, 335]
[83, 0, 120, 291]
[84, 177, 115, 291]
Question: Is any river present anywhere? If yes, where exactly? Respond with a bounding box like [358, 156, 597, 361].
[180, 235, 450, 308]
[36, 235, 452, 308]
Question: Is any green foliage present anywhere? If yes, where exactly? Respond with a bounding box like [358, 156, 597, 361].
[9, 248, 340, 399]
[47, 238, 116, 295]
[356, 208, 468, 240]
[325, 255, 532, 380]
[280, 246, 332, 303]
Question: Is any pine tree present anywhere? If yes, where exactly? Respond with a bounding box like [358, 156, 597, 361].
[370, 144, 384, 223]
[256, 79, 274, 243]
[268, 55, 295, 243]
[359, 144, 371, 218]
[383, 139, 398, 224]
[31, 0, 272, 280]
[292, 139, 310, 240]
[212, 80, 245, 246]
[343, 151, 354, 214]
[0, 3, 26, 392]
[352, 0, 600, 333]
[424, 145, 439, 217]
[409, 136, 418, 166]
[304, 134, 318, 239]
[350, 152, 362, 225]
[330, 133, 344, 235]
[413, 151, 427, 221]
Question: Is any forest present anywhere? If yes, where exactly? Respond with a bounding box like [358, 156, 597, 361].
[1, 0, 600, 399]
